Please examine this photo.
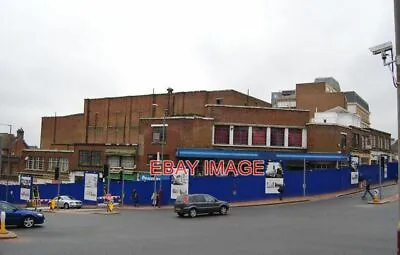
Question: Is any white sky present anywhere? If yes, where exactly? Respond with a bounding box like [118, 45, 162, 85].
[0, 0, 396, 146]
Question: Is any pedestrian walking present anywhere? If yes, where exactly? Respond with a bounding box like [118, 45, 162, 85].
[361, 180, 374, 200]
[132, 189, 139, 207]
[9, 190, 14, 203]
[277, 183, 285, 201]
[156, 190, 162, 208]
[151, 192, 157, 207]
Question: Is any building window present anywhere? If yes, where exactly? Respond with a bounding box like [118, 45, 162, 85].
[59, 158, 69, 172]
[233, 126, 248, 145]
[26, 156, 44, 170]
[270, 128, 284, 146]
[107, 156, 120, 168]
[106, 156, 135, 169]
[26, 157, 34, 170]
[288, 128, 302, 147]
[340, 134, 347, 149]
[252, 127, 266, 145]
[79, 151, 101, 167]
[353, 134, 360, 148]
[216, 98, 224, 105]
[48, 158, 58, 171]
[152, 126, 167, 143]
[214, 125, 230, 144]
[361, 136, 365, 150]
[121, 156, 135, 169]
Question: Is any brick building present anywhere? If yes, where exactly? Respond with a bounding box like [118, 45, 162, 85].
[272, 77, 391, 164]
[1, 128, 30, 179]
[20, 87, 392, 180]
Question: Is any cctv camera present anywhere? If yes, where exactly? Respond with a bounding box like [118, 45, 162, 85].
[369, 42, 393, 55]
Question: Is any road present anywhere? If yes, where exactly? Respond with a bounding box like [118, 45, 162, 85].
[1, 185, 398, 255]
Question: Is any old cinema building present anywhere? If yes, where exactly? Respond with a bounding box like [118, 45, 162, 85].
[20, 87, 391, 179]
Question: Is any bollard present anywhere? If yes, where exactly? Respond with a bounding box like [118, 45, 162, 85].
[50, 199, 56, 211]
[0, 211, 7, 234]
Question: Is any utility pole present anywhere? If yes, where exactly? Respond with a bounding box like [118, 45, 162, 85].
[160, 109, 167, 191]
[120, 168, 125, 207]
[6, 125, 11, 202]
[395, 0, 400, 253]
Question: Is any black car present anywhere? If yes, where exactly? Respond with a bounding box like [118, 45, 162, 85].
[174, 194, 229, 218]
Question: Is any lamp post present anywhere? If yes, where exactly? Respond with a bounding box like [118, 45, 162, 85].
[394, 0, 400, 253]
[160, 108, 167, 191]
[0, 124, 12, 202]
[151, 104, 168, 200]
[370, 2, 399, 252]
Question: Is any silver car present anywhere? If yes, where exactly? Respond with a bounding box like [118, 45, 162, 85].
[50, 195, 82, 209]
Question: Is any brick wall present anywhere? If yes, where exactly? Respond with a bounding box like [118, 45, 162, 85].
[41, 114, 85, 149]
[206, 105, 309, 126]
[296, 82, 347, 119]
[138, 117, 214, 170]
[307, 124, 351, 153]
[40, 90, 270, 149]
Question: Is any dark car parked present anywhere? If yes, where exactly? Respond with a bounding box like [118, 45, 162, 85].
[0, 201, 45, 228]
[174, 194, 230, 218]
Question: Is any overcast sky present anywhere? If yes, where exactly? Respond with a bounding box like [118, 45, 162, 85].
[0, 0, 397, 146]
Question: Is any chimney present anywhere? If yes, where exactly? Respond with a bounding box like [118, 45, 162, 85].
[17, 128, 24, 139]
[167, 87, 174, 116]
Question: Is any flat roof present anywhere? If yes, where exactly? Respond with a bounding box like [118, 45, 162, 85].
[24, 149, 74, 153]
[205, 104, 309, 112]
[141, 116, 214, 120]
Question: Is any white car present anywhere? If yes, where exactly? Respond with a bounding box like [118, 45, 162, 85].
[49, 195, 83, 209]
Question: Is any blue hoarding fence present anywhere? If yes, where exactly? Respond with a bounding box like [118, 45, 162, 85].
[0, 163, 397, 206]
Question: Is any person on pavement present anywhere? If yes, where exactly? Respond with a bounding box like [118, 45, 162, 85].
[132, 189, 139, 207]
[361, 179, 374, 200]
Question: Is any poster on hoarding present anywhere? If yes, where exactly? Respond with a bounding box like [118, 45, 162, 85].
[351, 172, 359, 185]
[384, 163, 388, 179]
[265, 161, 284, 194]
[84, 172, 98, 201]
[20, 175, 32, 201]
[170, 169, 189, 199]
[350, 156, 359, 185]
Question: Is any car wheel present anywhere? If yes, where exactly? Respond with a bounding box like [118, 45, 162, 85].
[219, 206, 228, 215]
[189, 208, 197, 218]
[64, 203, 70, 209]
[177, 213, 184, 217]
[22, 216, 35, 228]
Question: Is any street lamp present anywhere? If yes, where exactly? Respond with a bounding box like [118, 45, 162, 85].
[160, 108, 167, 191]
[370, 2, 400, 252]
[0, 123, 12, 202]
[151, 104, 168, 193]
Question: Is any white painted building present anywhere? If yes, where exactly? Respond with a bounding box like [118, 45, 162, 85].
[312, 106, 362, 127]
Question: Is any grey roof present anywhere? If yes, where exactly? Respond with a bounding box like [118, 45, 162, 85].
[344, 91, 370, 112]
[314, 77, 341, 92]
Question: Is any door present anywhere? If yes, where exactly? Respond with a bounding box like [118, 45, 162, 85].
[204, 195, 219, 212]
[192, 195, 207, 213]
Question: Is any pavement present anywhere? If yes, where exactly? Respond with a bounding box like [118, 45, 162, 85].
[116, 180, 399, 211]
[18, 181, 398, 213]
[1, 184, 398, 255]
[0, 230, 17, 239]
